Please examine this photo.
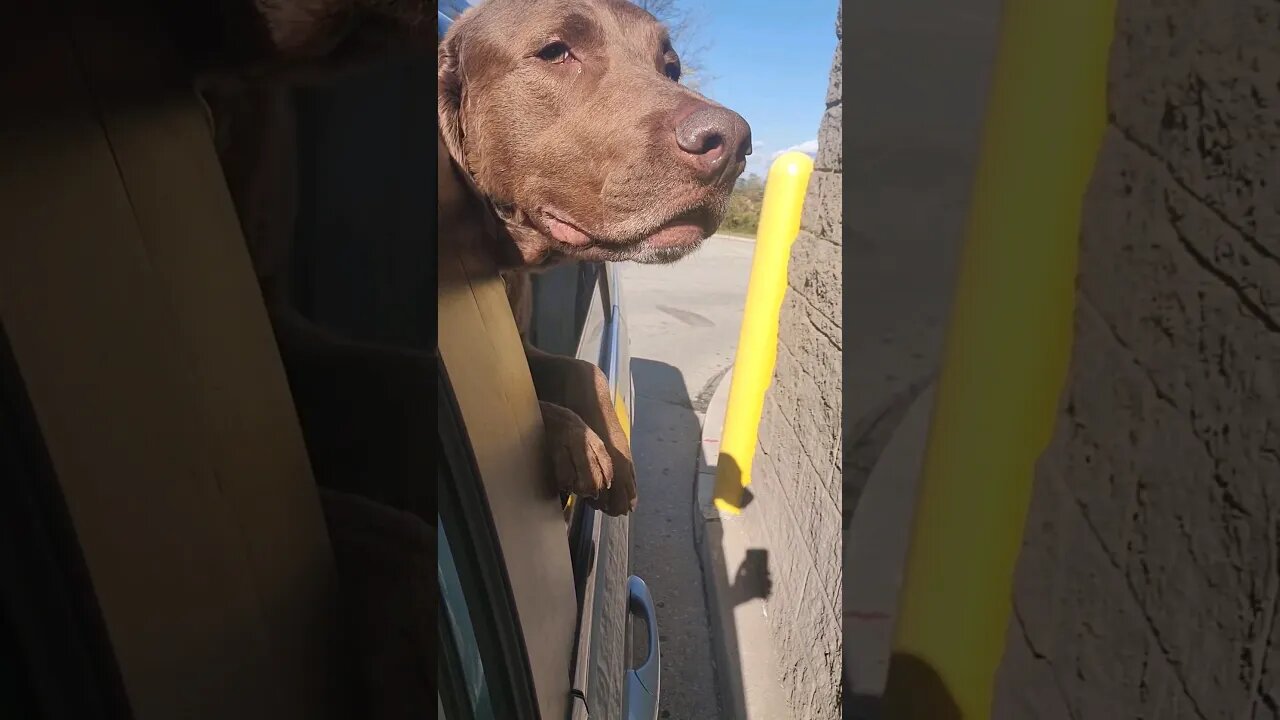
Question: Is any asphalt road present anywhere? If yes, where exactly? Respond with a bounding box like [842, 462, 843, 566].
[620, 234, 755, 719]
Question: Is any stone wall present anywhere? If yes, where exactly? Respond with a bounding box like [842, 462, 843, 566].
[740, 5, 843, 718]
[994, 1, 1280, 717]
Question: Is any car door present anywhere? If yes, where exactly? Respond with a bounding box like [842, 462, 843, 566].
[531, 260, 656, 720]
[438, 184, 661, 720]
[437, 368, 562, 720]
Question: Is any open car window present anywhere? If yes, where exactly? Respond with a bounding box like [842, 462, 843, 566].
[437, 409, 528, 720]
[439, 0, 472, 20]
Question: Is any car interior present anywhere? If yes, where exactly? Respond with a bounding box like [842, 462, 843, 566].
[1, 4, 356, 718]
[1, 2, 655, 719]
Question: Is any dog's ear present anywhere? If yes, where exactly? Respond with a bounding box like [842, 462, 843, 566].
[438, 26, 467, 168]
[253, 0, 357, 59]
[174, 1, 431, 84]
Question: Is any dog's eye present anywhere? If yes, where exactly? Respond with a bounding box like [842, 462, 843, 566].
[536, 41, 572, 63]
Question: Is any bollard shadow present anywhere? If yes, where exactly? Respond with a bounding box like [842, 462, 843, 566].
[878, 653, 962, 720]
[728, 548, 771, 607]
[697, 453, 773, 720]
[630, 358, 772, 719]
[713, 458, 756, 512]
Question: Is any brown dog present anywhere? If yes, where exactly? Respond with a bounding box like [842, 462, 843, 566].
[439, 0, 752, 515]
[189, 0, 750, 518]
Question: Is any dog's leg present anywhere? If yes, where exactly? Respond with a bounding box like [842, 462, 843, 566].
[501, 270, 638, 515]
[539, 400, 616, 500]
[524, 342, 637, 516]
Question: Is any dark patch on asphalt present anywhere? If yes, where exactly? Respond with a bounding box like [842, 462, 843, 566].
[657, 304, 715, 328]
[693, 364, 733, 413]
[843, 371, 937, 530]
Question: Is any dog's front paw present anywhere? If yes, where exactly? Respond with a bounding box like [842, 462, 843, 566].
[540, 401, 614, 499]
[527, 353, 639, 515]
[585, 442, 636, 517]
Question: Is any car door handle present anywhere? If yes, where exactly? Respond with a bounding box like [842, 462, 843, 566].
[624, 575, 660, 720]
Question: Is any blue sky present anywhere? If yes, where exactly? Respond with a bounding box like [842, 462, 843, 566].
[687, 0, 839, 178]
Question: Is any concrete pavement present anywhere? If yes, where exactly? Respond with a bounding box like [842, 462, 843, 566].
[620, 234, 754, 719]
[695, 368, 790, 720]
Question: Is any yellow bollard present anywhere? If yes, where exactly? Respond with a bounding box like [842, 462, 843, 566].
[713, 151, 814, 514]
[883, 0, 1116, 717]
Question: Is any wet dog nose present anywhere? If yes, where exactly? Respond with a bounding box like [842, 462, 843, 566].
[674, 104, 752, 180]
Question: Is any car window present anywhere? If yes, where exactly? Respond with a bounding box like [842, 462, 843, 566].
[574, 262, 601, 346]
[530, 262, 609, 595]
[435, 14, 599, 712]
[437, 373, 545, 720]
[440, 0, 472, 21]
[439, 520, 496, 719]
[534, 262, 608, 543]
[437, 439, 531, 719]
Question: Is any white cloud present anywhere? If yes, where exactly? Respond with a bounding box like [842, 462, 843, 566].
[771, 139, 819, 160]
[743, 139, 817, 179]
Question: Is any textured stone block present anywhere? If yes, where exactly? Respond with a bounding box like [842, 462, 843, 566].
[994, 0, 1280, 714]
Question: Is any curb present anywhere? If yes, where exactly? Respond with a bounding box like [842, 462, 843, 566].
[693, 369, 790, 719]
[844, 381, 937, 711]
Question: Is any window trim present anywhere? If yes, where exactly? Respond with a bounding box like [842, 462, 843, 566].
[437, 372, 539, 720]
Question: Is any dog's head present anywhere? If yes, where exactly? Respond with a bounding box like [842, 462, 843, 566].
[439, 0, 752, 266]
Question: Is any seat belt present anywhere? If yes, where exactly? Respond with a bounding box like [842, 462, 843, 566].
[0, 2, 348, 718]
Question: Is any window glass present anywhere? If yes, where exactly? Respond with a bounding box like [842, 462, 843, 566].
[439, 520, 497, 720]
[440, 0, 473, 20]
[575, 262, 601, 343]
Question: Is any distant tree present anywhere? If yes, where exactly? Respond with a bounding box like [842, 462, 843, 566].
[735, 173, 766, 193]
[631, 0, 713, 92]
[722, 173, 767, 236]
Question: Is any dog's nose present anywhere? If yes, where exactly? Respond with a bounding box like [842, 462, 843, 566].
[674, 104, 752, 180]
